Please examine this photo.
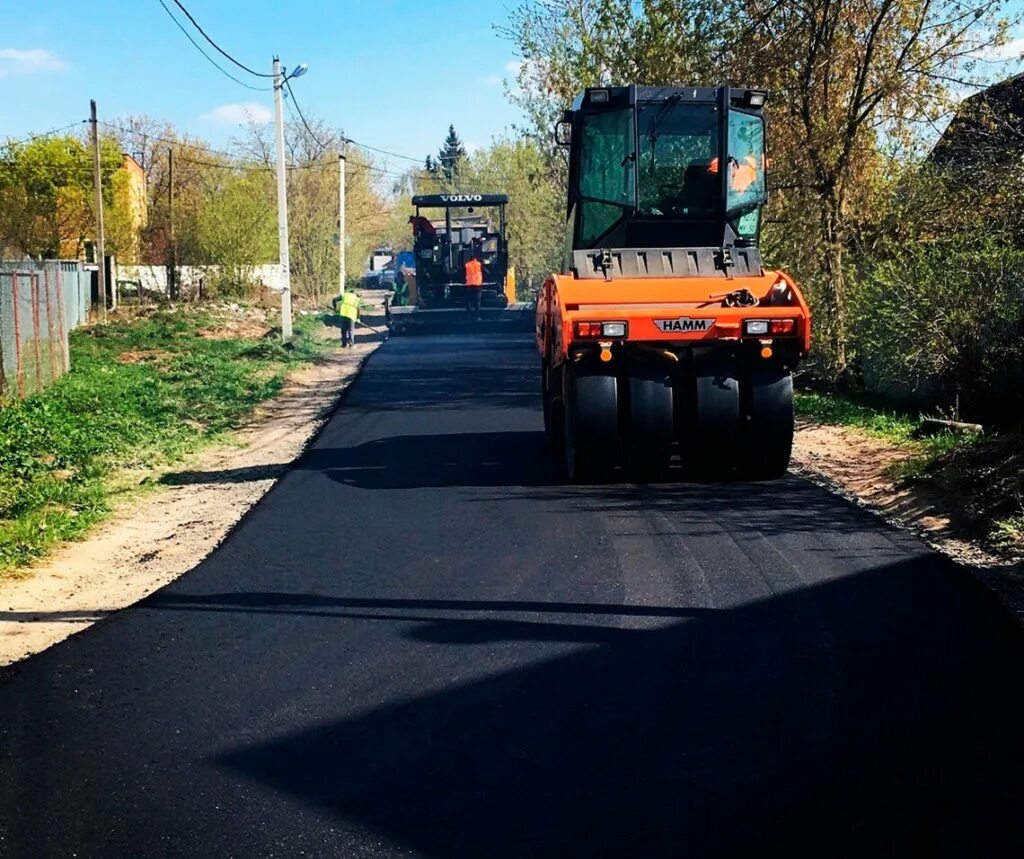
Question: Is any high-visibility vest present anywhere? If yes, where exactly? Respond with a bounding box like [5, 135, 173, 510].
[465, 259, 483, 287]
[339, 289, 360, 321]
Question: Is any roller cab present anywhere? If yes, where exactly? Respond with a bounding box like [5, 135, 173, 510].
[537, 85, 811, 480]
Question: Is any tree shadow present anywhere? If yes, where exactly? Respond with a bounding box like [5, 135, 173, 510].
[302, 430, 557, 489]
[208, 558, 1024, 857]
[348, 365, 541, 412]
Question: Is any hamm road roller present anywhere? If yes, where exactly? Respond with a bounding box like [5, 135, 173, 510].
[537, 85, 811, 480]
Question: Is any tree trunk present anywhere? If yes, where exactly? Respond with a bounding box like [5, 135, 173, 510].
[819, 191, 848, 379]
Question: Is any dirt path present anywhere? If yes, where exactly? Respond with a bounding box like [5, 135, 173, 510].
[0, 338, 381, 666]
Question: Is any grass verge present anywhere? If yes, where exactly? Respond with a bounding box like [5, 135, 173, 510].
[0, 306, 331, 576]
[795, 391, 976, 480]
[795, 390, 1021, 554]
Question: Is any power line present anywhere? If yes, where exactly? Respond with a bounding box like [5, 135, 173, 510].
[169, 0, 275, 78]
[174, 154, 268, 171]
[280, 72, 418, 168]
[344, 137, 423, 163]
[157, 0, 271, 91]
[98, 121, 239, 161]
[98, 121, 391, 174]
[174, 153, 351, 173]
[284, 76, 329, 155]
[2, 120, 88, 148]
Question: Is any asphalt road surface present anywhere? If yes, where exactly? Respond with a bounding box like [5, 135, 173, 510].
[1, 333, 1023, 858]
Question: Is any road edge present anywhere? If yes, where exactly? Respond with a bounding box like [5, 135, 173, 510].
[0, 338, 386, 667]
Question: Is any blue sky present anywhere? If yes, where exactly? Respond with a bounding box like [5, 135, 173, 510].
[4, 0, 1024, 165]
[0, 0, 526, 166]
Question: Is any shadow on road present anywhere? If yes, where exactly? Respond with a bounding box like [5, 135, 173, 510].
[157, 430, 910, 548]
[158, 430, 557, 489]
[305, 430, 556, 488]
[350, 365, 540, 412]
[203, 558, 1024, 857]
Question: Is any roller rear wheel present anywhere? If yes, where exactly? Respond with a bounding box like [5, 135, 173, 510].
[741, 367, 793, 480]
[626, 367, 674, 477]
[688, 355, 740, 480]
[542, 362, 564, 460]
[564, 366, 619, 482]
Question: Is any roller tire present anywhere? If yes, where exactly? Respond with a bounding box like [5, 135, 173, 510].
[627, 368, 674, 478]
[742, 367, 794, 480]
[542, 362, 565, 460]
[689, 358, 740, 480]
[564, 366, 619, 482]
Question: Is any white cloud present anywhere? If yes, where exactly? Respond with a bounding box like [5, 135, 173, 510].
[201, 101, 273, 125]
[483, 59, 530, 88]
[0, 48, 68, 78]
[975, 35, 1024, 62]
[466, 142, 482, 154]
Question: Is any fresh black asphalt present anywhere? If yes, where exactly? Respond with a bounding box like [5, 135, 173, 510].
[1, 333, 1023, 857]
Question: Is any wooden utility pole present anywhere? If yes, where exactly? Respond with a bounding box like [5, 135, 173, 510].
[90, 99, 107, 320]
[339, 150, 346, 295]
[273, 57, 293, 341]
[168, 147, 177, 300]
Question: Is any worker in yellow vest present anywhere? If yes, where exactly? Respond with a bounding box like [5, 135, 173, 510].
[332, 288, 361, 347]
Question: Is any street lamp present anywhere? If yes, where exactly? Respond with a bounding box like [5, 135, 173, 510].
[272, 57, 309, 342]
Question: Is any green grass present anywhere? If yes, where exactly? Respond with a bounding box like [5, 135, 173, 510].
[0, 307, 332, 575]
[795, 390, 1024, 555]
[794, 390, 979, 481]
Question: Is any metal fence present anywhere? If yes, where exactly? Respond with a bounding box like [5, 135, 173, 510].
[0, 260, 91, 398]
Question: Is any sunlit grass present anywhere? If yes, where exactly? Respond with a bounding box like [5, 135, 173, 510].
[0, 307, 331, 574]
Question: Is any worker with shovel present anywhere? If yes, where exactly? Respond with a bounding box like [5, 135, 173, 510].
[332, 288, 361, 347]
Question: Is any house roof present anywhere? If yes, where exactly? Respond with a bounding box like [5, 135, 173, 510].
[931, 73, 1024, 166]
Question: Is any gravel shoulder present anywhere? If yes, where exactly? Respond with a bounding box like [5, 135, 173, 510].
[0, 337, 381, 666]
[792, 418, 1024, 619]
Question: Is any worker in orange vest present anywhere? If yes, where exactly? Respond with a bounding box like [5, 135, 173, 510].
[464, 253, 483, 319]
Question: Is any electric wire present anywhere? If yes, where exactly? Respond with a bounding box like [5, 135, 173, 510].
[343, 138, 423, 163]
[98, 121, 240, 161]
[284, 76, 329, 155]
[157, 0, 271, 91]
[4, 125, 415, 180]
[169, 0, 275, 78]
[2, 120, 88, 148]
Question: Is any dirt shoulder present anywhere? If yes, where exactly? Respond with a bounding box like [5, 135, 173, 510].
[792, 419, 1024, 618]
[0, 337, 381, 666]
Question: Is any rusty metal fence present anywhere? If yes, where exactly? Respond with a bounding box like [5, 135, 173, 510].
[0, 261, 91, 399]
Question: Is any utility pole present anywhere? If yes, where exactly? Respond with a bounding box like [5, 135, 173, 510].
[338, 150, 346, 295]
[272, 57, 293, 341]
[168, 147, 176, 300]
[89, 99, 107, 321]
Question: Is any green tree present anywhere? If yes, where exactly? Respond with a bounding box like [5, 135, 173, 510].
[464, 138, 564, 296]
[433, 125, 468, 186]
[190, 168, 276, 295]
[236, 116, 397, 300]
[0, 134, 122, 258]
[736, 0, 1014, 375]
[502, 0, 1016, 378]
